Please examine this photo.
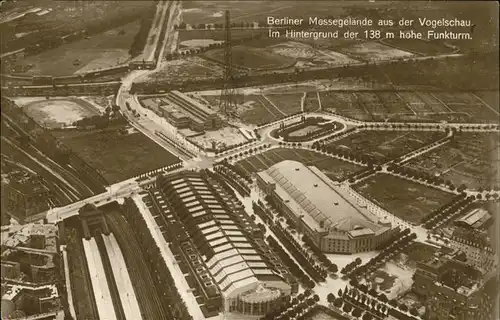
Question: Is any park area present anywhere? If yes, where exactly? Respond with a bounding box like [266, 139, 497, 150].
[52, 125, 180, 183]
[329, 130, 446, 162]
[16, 20, 141, 76]
[17, 97, 101, 128]
[235, 147, 363, 181]
[352, 173, 455, 224]
[404, 132, 500, 190]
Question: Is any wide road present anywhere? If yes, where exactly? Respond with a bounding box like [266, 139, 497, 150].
[134, 0, 171, 62]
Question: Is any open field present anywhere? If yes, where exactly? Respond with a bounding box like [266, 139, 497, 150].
[264, 93, 303, 115]
[52, 126, 180, 183]
[382, 39, 454, 56]
[202, 93, 283, 125]
[304, 92, 321, 112]
[16, 21, 141, 76]
[320, 91, 372, 121]
[319, 91, 498, 123]
[181, 1, 352, 25]
[405, 132, 500, 190]
[432, 92, 499, 123]
[474, 91, 499, 113]
[203, 45, 296, 70]
[20, 98, 100, 128]
[353, 173, 455, 224]
[178, 29, 266, 45]
[267, 41, 359, 68]
[329, 130, 446, 162]
[235, 147, 363, 181]
[341, 41, 414, 61]
[142, 56, 224, 82]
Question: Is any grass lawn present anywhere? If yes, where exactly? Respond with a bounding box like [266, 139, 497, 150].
[330, 130, 446, 162]
[53, 126, 180, 183]
[235, 148, 363, 181]
[203, 45, 296, 70]
[18, 20, 141, 76]
[353, 173, 455, 224]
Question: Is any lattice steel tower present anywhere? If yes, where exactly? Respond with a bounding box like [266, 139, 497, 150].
[218, 10, 237, 117]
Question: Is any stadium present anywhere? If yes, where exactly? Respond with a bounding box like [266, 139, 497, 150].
[257, 160, 398, 254]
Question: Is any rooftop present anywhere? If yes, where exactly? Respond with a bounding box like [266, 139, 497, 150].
[258, 160, 385, 235]
[158, 172, 289, 299]
[457, 208, 491, 229]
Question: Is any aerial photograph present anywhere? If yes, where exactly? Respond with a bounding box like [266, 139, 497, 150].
[0, 0, 498, 320]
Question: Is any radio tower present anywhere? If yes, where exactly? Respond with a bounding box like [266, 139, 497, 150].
[218, 10, 237, 117]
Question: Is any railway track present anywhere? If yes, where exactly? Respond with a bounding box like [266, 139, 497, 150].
[106, 211, 170, 320]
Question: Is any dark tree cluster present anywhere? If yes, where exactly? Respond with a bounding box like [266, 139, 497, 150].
[266, 235, 316, 288]
[422, 193, 474, 229]
[349, 229, 416, 278]
[386, 164, 454, 191]
[301, 235, 338, 274]
[260, 291, 319, 320]
[226, 144, 271, 161]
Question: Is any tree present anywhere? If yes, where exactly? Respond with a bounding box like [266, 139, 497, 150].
[327, 293, 335, 304]
[389, 299, 398, 307]
[410, 307, 419, 316]
[343, 303, 353, 313]
[378, 293, 388, 303]
[334, 298, 343, 308]
[338, 289, 343, 297]
[362, 313, 372, 320]
[352, 308, 363, 318]
[329, 263, 338, 273]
